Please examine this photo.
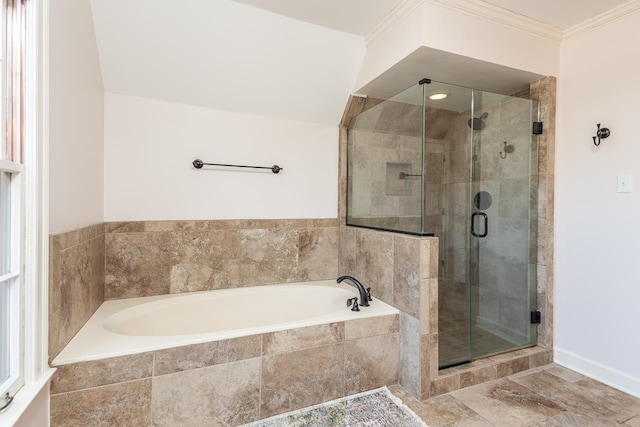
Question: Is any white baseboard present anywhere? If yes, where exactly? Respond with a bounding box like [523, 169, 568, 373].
[554, 347, 640, 398]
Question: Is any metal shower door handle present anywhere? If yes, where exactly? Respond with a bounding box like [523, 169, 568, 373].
[471, 212, 488, 237]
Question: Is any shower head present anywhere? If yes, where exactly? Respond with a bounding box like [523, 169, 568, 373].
[467, 112, 489, 130]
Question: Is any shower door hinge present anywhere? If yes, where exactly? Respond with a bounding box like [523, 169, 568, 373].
[532, 122, 543, 135]
[530, 310, 541, 324]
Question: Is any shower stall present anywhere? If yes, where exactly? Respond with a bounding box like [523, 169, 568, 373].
[346, 79, 540, 369]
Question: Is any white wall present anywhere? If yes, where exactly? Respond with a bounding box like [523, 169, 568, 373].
[49, 0, 104, 233]
[103, 93, 338, 221]
[14, 384, 49, 427]
[556, 11, 640, 396]
[89, 0, 365, 125]
[355, 1, 560, 91]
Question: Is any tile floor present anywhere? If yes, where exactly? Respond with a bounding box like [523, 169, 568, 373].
[390, 364, 640, 426]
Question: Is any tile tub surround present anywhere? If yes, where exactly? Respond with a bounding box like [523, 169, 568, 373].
[48, 219, 338, 361]
[105, 218, 339, 299]
[49, 223, 106, 360]
[339, 226, 438, 400]
[49, 315, 400, 427]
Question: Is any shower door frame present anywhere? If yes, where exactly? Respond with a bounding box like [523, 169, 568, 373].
[466, 89, 541, 363]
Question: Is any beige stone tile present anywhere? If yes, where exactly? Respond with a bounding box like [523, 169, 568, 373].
[152, 358, 260, 426]
[338, 226, 357, 276]
[345, 314, 399, 341]
[144, 220, 197, 232]
[89, 236, 106, 313]
[496, 355, 530, 378]
[48, 236, 63, 360]
[54, 235, 105, 357]
[53, 228, 83, 250]
[50, 378, 151, 427]
[429, 334, 440, 378]
[420, 278, 438, 334]
[167, 230, 240, 293]
[451, 378, 562, 427]
[277, 218, 337, 229]
[193, 219, 276, 231]
[233, 228, 299, 286]
[105, 221, 145, 233]
[432, 374, 461, 397]
[444, 415, 494, 427]
[105, 232, 173, 299]
[296, 227, 339, 281]
[460, 365, 497, 389]
[421, 237, 439, 279]
[420, 334, 435, 398]
[532, 411, 618, 427]
[625, 414, 640, 427]
[355, 229, 394, 305]
[345, 333, 399, 394]
[263, 322, 344, 355]
[393, 235, 421, 318]
[544, 364, 587, 383]
[573, 377, 640, 421]
[511, 371, 628, 423]
[529, 349, 552, 368]
[415, 394, 478, 427]
[399, 313, 421, 398]
[154, 335, 261, 375]
[51, 353, 153, 394]
[260, 343, 345, 418]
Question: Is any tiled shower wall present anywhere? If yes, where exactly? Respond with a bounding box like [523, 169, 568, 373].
[48, 218, 339, 359]
[337, 76, 556, 399]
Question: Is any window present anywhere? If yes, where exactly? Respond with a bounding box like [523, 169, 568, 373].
[0, 160, 24, 400]
[1, 0, 28, 405]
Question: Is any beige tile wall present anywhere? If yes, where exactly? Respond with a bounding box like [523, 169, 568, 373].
[49, 315, 400, 426]
[49, 219, 339, 361]
[105, 219, 339, 299]
[338, 226, 437, 400]
[49, 224, 105, 361]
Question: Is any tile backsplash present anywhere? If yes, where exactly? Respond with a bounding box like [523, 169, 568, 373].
[105, 219, 339, 299]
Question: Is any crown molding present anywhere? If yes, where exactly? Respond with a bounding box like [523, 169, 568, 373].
[563, 0, 640, 41]
[366, 0, 563, 47]
[365, 0, 424, 47]
[426, 0, 562, 43]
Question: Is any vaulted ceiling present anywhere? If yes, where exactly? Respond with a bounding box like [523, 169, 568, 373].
[89, 0, 633, 125]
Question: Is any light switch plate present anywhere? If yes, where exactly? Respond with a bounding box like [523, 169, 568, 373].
[618, 174, 632, 193]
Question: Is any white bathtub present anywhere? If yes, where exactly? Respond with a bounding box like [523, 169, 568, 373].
[52, 279, 399, 366]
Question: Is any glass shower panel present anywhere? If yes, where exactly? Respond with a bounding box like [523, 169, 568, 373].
[346, 83, 426, 235]
[424, 83, 475, 368]
[469, 90, 539, 359]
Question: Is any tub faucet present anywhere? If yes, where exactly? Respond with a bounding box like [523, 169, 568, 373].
[337, 276, 370, 307]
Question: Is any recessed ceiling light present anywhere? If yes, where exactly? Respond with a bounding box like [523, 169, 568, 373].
[429, 93, 448, 100]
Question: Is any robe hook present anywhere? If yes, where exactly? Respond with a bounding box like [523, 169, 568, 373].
[592, 123, 610, 146]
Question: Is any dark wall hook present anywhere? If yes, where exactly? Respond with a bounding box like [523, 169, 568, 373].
[592, 123, 611, 146]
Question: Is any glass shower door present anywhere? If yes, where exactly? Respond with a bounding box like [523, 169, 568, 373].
[468, 90, 539, 359]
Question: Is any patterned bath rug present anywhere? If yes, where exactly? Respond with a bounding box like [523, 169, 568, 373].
[242, 386, 428, 427]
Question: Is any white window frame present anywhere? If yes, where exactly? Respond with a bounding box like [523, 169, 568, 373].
[0, 0, 53, 423]
[0, 158, 25, 400]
